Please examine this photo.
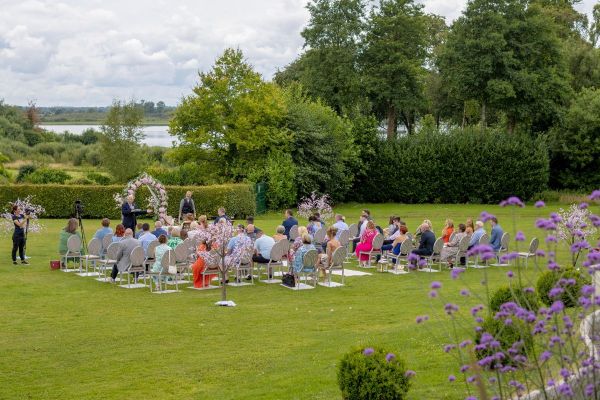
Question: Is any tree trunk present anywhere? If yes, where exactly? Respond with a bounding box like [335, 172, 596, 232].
[480, 101, 487, 129]
[386, 104, 397, 140]
[462, 102, 466, 129]
[220, 253, 227, 301]
[507, 116, 516, 134]
[400, 111, 414, 135]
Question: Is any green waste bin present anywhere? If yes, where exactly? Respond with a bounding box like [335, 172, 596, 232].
[255, 182, 267, 215]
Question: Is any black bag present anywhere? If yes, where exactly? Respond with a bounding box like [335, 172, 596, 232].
[282, 273, 295, 287]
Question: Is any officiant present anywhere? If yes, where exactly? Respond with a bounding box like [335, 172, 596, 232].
[122, 194, 152, 234]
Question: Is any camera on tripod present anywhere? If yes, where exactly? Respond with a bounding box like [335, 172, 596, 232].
[24, 207, 34, 215]
[74, 200, 84, 217]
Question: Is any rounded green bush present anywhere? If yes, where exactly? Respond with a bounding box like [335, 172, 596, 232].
[536, 268, 590, 307]
[16, 164, 37, 182]
[475, 317, 534, 367]
[86, 172, 111, 186]
[338, 346, 411, 400]
[489, 285, 539, 312]
[24, 168, 71, 184]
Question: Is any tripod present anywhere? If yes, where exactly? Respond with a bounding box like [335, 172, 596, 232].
[22, 215, 30, 260]
[75, 209, 88, 254]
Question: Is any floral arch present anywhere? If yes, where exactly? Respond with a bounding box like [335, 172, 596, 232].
[113, 173, 168, 223]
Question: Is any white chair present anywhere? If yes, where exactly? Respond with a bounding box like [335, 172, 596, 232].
[338, 230, 351, 264]
[256, 239, 288, 283]
[421, 238, 444, 272]
[200, 250, 222, 289]
[101, 234, 113, 256]
[313, 227, 326, 247]
[470, 233, 490, 269]
[320, 246, 347, 287]
[387, 239, 413, 274]
[518, 238, 539, 268]
[77, 238, 102, 277]
[230, 247, 255, 286]
[449, 231, 457, 243]
[174, 243, 191, 283]
[144, 240, 159, 271]
[454, 236, 470, 268]
[149, 249, 179, 293]
[297, 249, 318, 289]
[348, 223, 359, 240]
[62, 235, 82, 272]
[491, 232, 511, 266]
[358, 233, 384, 268]
[289, 225, 299, 241]
[96, 242, 119, 282]
[119, 246, 147, 288]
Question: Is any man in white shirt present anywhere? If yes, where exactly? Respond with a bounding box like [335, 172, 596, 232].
[332, 214, 349, 240]
[252, 229, 275, 264]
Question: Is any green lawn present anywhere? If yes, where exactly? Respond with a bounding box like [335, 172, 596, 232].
[0, 203, 582, 399]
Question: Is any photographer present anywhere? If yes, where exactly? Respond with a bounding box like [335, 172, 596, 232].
[11, 205, 29, 265]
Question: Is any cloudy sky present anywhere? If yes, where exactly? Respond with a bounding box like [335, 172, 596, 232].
[0, 0, 596, 106]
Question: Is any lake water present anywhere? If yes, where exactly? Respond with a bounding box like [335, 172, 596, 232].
[40, 124, 175, 147]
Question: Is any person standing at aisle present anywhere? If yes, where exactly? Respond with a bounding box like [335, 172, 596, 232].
[178, 191, 196, 222]
[121, 195, 151, 235]
[11, 205, 29, 265]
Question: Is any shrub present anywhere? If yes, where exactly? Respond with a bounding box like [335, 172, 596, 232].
[536, 268, 590, 308]
[16, 164, 37, 183]
[24, 168, 71, 184]
[338, 346, 411, 400]
[489, 285, 539, 313]
[475, 317, 534, 368]
[0, 183, 256, 218]
[86, 172, 111, 185]
[352, 127, 549, 203]
[70, 177, 93, 185]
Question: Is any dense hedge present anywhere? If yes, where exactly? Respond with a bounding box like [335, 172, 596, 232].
[352, 129, 549, 203]
[0, 184, 256, 219]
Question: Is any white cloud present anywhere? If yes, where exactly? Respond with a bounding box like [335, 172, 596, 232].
[0, 0, 596, 106]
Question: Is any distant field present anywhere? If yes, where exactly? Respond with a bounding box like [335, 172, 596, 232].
[40, 112, 172, 125]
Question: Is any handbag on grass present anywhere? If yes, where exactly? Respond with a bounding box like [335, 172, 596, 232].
[282, 273, 295, 287]
[50, 260, 61, 270]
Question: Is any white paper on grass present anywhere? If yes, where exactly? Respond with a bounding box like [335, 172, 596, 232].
[215, 300, 237, 307]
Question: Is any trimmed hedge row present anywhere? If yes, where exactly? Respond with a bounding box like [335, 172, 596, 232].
[353, 129, 549, 203]
[0, 183, 256, 219]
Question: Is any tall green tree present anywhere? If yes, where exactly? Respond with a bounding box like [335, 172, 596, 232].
[100, 100, 146, 182]
[169, 48, 288, 180]
[438, 0, 571, 132]
[360, 0, 432, 138]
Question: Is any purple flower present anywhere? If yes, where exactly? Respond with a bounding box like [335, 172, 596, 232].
[535, 200, 545, 208]
[471, 305, 483, 316]
[467, 244, 494, 257]
[550, 300, 564, 314]
[363, 347, 374, 356]
[540, 351, 552, 361]
[545, 235, 557, 243]
[515, 231, 525, 242]
[385, 353, 396, 362]
[547, 260, 560, 271]
[585, 384, 594, 396]
[450, 268, 464, 280]
[507, 270, 514, 278]
[467, 375, 476, 383]
[503, 196, 525, 207]
[459, 340, 472, 348]
[448, 374, 456, 382]
[429, 290, 437, 298]
[443, 344, 455, 353]
[500, 252, 519, 263]
[416, 315, 429, 324]
[445, 303, 459, 315]
[404, 370, 416, 378]
[549, 287, 564, 298]
[557, 383, 573, 396]
[460, 289, 470, 296]
[582, 285, 595, 297]
[480, 211, 495, 222]
[589, 190, 600, 200]
[571, 240, 590, 253]
[430, 281, 442, 289]
[524, 287, 534, 293]
[460, 365, 470, 373]
[579, 202, 589, 209]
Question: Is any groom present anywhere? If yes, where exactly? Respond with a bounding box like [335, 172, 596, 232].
[121, 194, 152, 235]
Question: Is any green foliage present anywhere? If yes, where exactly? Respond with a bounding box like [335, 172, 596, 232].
[169, 48, 288, 181]
[337, 346, 411, 400]
[549, 88, 600, 190]
[145, 162, 209, 186]
[536, 268, 590, 308]
[86, 172, 111, 186]
[80, 128, 101, 145]
[16, 164, 37, 183]
[489, 285, 539, 313]
[353, 128, 548, 203]
[23, 168, 71, 184]
[100, 100, 146, 182]
[0, 184, 255, 219]
[249, 151, 297, 210]
[475, 317, 534, 367]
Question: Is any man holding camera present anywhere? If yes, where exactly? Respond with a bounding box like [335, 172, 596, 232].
[11, 205, 29, 265]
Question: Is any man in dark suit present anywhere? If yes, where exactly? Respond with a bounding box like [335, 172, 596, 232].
[281, 209, 298, 239]
[412, 223, 436, 257]
[121, 195, 151, 234]
[110, 229, 141, 282]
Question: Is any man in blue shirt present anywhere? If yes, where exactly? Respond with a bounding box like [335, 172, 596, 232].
[489, 217, 504, 252]
[332, 214, 349, 240]
[138, 223, 158, 255]
[282, 209, 298, 239]
[151, 221, 168, 238]
[468, 221, 486, 249]
[93, 218, 113, 253]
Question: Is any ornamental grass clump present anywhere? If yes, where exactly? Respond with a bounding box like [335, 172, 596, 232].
[337, 346, 413, 400]
[416, 191, 600, 399]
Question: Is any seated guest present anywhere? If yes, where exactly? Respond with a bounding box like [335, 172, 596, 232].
[151, 234, 171, 283]
[112, 224, 126, 243]
[180, 229, 188, 241]
[332, 214, 349, 239]
[466, 218, 475, 233]
[138, 223, 157, 255]
[292, 234, 317, 275]
[198, 215, 209, 230]
[225, 226, 252, 267]
[441, 224, 467, 267]
[307, 216, 322, 237]
[191, 239, 219, 288]
[289, 226, 309, 261]
[382, 225, 408, 254]
[282, 209, 298, 239]
[273, 225, 287, 242]
[384, 216, 399, 237]
[94, 218, 113, 242]
[110, 229, 140, 282]
[167, 227, 183, 249]
[182, 213, 194, 230]
[135, 222, 144, 239]
[414, 219, 433, 244]
[355, 220, 377, 267]
[465, 226, 474, 236]
[246, 216, 260, 232]
[411, 223, 436, 264]
[227, 225, 246, 254]
[319, 227, 340, 274]
[187, 221, 200, 239]
[468, 221, 486, 249]
[151, 220, 168, 238]
[58, 218, 83, 256]
[441, 219, 454, 243]
[314, 212, 326, 228]
[489, 217, 504, 252]
[252, 229, 275, 264]
[351, 213, 368, 252]
[246, 224, 257, 241]
[213, 207, 230, 224]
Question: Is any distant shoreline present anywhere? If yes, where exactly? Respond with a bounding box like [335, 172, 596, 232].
[40, 121, 169, 126]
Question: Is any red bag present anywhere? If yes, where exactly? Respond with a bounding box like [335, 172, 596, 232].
[50, 260, 61, 270]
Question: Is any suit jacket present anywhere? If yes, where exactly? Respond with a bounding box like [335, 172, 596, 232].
[418, 230, 436, 256]
[121, 202, 147, 230]
[116, 237, 141, 272]
[282, 217, 298, 238]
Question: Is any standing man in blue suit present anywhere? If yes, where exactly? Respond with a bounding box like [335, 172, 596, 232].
[121, 194, 151, 235]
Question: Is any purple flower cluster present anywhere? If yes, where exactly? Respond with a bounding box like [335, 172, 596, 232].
[499, 196, 525, 207]
[466, 244, 495, 260]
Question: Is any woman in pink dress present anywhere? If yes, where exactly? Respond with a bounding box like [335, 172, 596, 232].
[355, 220, 377, 267]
